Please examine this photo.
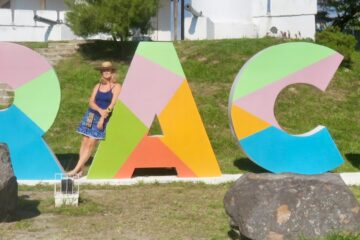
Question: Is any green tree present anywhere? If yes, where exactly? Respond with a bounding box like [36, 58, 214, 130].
[65, 0, 158, 41]
[316, 27, 357, 66]
[318, 0, 360, 31]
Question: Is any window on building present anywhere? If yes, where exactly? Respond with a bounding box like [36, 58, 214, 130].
[267, 0, 271, 14]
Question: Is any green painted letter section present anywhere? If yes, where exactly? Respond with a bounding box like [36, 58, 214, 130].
[87, 101, 148, 179]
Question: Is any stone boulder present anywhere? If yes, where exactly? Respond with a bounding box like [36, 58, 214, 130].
[0, 144, 18, 221]
[224, 173, 360, 240]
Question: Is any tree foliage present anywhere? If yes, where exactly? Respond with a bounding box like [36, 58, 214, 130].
[318, 0, 360, 31]
[65, 0, 158, 41]
[316, 27, 357, 66]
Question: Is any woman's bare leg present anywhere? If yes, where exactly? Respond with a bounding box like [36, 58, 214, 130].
[78, 137, 88, 174]
[68, 136, 97, 176]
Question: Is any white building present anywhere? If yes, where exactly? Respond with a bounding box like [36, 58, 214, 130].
[182, 0, 317, 40]
[0, 0, 317, 42]
[0, 0, 75, 41]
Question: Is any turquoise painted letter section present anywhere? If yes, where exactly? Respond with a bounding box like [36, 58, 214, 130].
[239, 126, 344, 174]
[0, 106, 62, 179]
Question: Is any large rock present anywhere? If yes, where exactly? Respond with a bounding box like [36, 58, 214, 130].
[224, 173, 360, 240]
[0, 144, 18, 221]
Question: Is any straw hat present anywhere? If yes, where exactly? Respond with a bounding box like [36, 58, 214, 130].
[97, 61, 116, 71]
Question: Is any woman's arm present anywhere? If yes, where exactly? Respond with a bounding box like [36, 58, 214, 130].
[107, 83, 122, 111]
[89, 83, 107, 117]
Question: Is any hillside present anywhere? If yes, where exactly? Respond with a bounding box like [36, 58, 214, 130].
[42, 38, 360, 174]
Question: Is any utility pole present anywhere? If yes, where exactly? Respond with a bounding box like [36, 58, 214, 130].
[173, 0, 178, 41]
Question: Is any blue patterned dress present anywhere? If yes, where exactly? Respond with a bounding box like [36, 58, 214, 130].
[77, 85, 114, 140]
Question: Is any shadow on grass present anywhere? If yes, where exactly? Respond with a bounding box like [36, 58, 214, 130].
[57, 153, 78, 171]
[2, 195, 41, 222]
[56, 154, 94, 172]
[346, 153, 360, 169]
[233, 158, 269, 173]
[78, 40, 139, 63]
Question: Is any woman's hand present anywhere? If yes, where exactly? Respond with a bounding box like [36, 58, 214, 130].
[97, 117, 105, 130]
[98, 109, 109, 118]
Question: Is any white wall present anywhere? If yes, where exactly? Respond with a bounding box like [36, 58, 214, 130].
[185, 17, 259, 40]
[253, 15, 316, 39]
[184, 17, 213, 40]
[14, 9, 35, 25]
[211, 21, 258, 39]
[191, 0, 253, 21]
[252, 0, 269, 17]
[252, 0, 317, 39]
[182, 0, 317, 41]
[0, 9, 12, 25]
[184, 0, 258, 40]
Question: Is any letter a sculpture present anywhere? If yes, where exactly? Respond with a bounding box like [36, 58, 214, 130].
[87, 42, 221, 179]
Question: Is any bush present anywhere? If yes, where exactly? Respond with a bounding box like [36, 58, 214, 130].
[316, 27, 357, 67]
[65, 0, 158, 41]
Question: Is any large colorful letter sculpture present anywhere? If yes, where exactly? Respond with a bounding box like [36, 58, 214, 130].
[87, 42, 221, 178]
[229, 42, 344, 174]
[0, 42, 63, 180]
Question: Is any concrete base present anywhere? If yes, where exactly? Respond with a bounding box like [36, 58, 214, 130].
[18, 172, 360, 186]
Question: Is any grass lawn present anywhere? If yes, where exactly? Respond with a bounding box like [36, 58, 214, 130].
[42, 38, 360, 174]
[0, 184, 359, 239]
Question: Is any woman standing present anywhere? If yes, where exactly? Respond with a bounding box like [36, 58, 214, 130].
[67, 61, 121, 177]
